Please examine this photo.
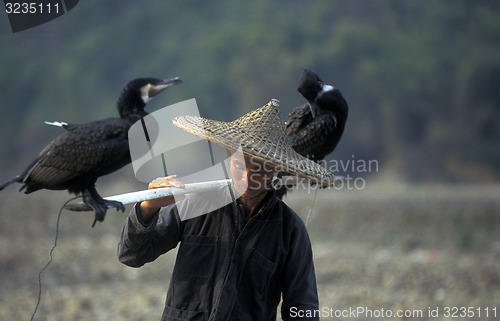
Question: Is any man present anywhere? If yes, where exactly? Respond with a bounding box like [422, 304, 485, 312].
[118, 99, 340, 321]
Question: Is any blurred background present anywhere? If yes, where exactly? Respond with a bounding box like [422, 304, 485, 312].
[0, 1, 499, 320]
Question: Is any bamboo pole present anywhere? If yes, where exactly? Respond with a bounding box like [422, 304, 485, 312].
[64, 179, 231, 211]
[64, 176, 322, 212]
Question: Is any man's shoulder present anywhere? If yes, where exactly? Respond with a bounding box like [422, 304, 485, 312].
[273, 196, 308, 229]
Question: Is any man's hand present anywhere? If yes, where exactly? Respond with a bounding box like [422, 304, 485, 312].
[139, 175, 185, 224]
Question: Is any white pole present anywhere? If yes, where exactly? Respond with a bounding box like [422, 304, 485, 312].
[64, 179, 232, 211]
[64, 176, 339, 211]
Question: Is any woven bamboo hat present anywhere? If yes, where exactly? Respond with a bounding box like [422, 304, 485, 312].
[173, 99, 342, 187]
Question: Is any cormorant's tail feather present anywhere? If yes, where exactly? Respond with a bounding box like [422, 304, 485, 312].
[0, 175, 24, 191]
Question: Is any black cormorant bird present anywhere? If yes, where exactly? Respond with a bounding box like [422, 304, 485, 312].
[0, 77, 182, 226]
[277, 68, 348, 198]
[286, 68, 348, 161]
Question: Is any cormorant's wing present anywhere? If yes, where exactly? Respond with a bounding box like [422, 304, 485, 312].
[23, 118, 131, 191]
[287, 113, 337, 161]
[286, 103, 313, 136]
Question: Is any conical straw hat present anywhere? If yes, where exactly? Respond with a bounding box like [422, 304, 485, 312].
[173, 99, 342, 187]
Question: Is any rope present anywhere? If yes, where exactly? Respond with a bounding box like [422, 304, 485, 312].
[30, 194, 82, 321]
[305, 188, 318, 228]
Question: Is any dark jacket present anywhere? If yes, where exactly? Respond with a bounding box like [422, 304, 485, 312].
[117, 187, 319, 321]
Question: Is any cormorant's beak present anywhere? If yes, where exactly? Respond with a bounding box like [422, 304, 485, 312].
[149, 77, 183, 97]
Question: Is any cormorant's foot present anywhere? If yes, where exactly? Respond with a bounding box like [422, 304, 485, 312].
[83, 188, 125, 227]
[83, 195, 106, 227]
[90, 200, 125, 227]
[103, 199, 126, 212]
